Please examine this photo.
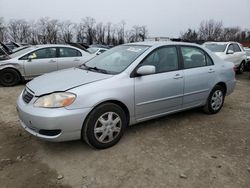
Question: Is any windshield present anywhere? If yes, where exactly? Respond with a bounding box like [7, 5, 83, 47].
[84, 45, 149, 74]
[9, 46, 36, 59]
[205, 43, 227, 52]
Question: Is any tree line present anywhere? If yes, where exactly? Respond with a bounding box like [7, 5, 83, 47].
[0, 17, 148, 45]
[180, 19, 250, 43]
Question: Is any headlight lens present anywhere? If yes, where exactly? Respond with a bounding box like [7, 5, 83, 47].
[34, 92, 76, 108]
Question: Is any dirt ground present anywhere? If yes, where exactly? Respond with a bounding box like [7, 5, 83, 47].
[0, 73, 250, 188]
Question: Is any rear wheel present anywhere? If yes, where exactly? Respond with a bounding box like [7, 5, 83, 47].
[203, 85, 225, 114]
[82, 103, 127, 149]
[0, 69, 20, 87]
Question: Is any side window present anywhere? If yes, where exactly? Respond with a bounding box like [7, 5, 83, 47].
[227, 44, 234, 53]
[233, 44, 241, 52]
[206, 54, 214, 66]
[58, 47, 82, 58]
[140, 46, 179, 73]
[21, 48, 57, 60]
[181, 47, 207, 69]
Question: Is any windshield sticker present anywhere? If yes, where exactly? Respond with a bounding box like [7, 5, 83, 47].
[127, 47, 142, 53]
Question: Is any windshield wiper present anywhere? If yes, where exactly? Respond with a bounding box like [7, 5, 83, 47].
[81, 64, 108, 74]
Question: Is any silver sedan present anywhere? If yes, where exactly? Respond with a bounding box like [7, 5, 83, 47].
[16, 42, 236, 149]
[0, 44, 94, 86]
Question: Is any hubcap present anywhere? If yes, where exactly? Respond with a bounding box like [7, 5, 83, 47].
[240, 64, 244, 72]
[211, 90, 223, 111]
[3, 73, 14, 83]
[94, 112, 121, 144]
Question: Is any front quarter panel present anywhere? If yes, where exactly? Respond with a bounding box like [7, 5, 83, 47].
[0, 59, 24, 76]
[66, 73, 135, 124]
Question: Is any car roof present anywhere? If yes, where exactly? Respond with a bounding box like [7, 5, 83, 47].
[204, 41, 240, 45]
[125, 41, 203, 48]
[34, 44, 80, 48]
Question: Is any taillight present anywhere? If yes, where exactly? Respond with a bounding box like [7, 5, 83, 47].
[233, 66, 237, 72]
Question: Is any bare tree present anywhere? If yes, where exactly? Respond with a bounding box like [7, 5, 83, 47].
[81, 17, 96, 45]
[105, 22, 112, 45]
[37, 17, 60, 44]
[198, 19, 223, 41]
[0, 17, 7, 42]
[59, 20, 76, 43]
[8, 19, 31, 43]
[221, 27, 240, 41]
[180, 28, 198, 41]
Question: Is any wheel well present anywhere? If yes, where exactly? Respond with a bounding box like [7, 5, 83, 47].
[216, 82, 227, 94]
[0, 67, 22, 80]
[96, 100, 130, 125]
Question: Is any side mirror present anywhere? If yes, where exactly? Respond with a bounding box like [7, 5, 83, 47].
[227, 50, 234, 54]
[96, 51, 101, 55]
[27, 55, 33, 62]
[136, 65, 156, 76]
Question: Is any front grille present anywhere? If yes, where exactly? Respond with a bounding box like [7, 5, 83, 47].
[22, 89, 33, 103]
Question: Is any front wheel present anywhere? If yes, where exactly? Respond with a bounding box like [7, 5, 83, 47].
[0, 69, 20, 87]
[237, 62, 245, 74]
[203, 85, 225, 114]
[82, 103, 127, 149]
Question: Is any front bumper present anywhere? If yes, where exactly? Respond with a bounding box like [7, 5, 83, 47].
[16, 94, 91, 142]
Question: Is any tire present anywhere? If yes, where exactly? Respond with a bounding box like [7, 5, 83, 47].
[237, 62, 245, 74]
[0, 69, 20, 87]
[203, 85, 225, 114]
[82, 103, 127, 149]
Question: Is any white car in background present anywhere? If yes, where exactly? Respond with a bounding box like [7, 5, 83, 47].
[244, 48, 250, 70]
[0, 44, 95, 86]
[204, 42, 247, 73]
[87, 47, 108, 56]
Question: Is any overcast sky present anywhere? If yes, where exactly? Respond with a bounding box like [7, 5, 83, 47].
[0, 0, 250, 38]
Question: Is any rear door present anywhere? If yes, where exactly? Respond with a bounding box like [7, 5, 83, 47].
[20, 47, 57, 77]
[180, 46, 216, 108]
[134, 46, 184, 121]
[57, 47, 86, 70]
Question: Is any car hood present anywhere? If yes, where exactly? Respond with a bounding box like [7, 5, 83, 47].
[26, 68, 113, 96]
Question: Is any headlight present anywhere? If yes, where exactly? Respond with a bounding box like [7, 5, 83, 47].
[34, 92, 76, 108]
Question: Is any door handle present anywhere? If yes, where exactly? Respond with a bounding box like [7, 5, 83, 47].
[208, 68, 215, 73]
[49, 59, 56, 63]
[173, 74, 183, 79]
[74, 58, 80, 61]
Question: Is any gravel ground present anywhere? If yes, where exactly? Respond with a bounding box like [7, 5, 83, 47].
[0, 73, 250, 188]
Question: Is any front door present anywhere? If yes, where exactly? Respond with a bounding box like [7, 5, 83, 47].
[134, 46, 184, 121]
[22, 47, 57, 77]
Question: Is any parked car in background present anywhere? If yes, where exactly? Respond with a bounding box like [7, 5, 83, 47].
[244, 48, 250, 71]
[0, 42, 30, 56]
[17, 42, 236, 149]
[204, 42, 247, 74]
[87, 47, 108, 55]
[0, 44, 94, 86]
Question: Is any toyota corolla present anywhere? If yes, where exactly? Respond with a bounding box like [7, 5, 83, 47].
[17, 42, 236, 149]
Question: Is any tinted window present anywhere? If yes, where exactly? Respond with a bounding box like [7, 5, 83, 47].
[181, 47, 208, 69]
[206, 54, 214, 66]
[21, 48, 57, 60]
[233, 44, 241, 52]
[140, 46, 179, 73]
[228, 44, 234, 52]
[59, 47, 81, 57]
